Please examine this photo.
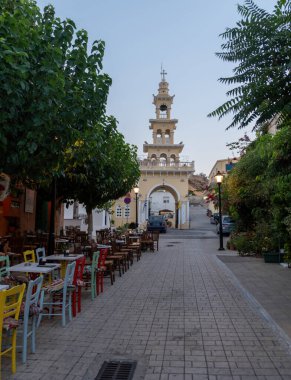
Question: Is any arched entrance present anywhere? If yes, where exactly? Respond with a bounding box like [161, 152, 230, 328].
[146, 182, 180, 229]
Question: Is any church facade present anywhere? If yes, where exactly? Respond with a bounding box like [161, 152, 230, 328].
[113, 71, 195, 230]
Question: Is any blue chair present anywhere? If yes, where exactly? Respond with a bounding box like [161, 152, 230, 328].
[35, 247, 45, 263]
[38, 261, 76, 327]
[20, 276, 43, 363]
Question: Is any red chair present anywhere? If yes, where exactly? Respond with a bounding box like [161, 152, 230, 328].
[97, 248, 109, 295]
[72, 256, 86, 317]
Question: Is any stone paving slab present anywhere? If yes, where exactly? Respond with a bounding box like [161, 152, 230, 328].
[2, 227, 291, 380]
[217, 254, 291, 341]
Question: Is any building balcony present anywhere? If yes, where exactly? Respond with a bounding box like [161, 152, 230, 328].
[139, 158, 195, 173]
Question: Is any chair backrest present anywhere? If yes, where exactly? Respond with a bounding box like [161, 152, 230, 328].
[98, 248, 108, 268]
[24, 276, 43, 316]
[0, 255, 10, 279]
[10, 236, 24, 254]
[73, 256, 86, 285]
[110, 240, 117, 253]
[63, 261, 76, 291]
[91, 251, 100, 275]
[0, 284, 26, 330]
[23, 250, 36, 263]
[35, 247, 46, 263]
[152, 232, 159, 241]
[74, 242, 82, 254]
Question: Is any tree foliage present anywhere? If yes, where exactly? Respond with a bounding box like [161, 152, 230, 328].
[0, 0, 111, 187]
[208, 0, 291, 130]
[0, 0, 141, 237]
[60, 116, 140, 210]
[223, 126, 291, 249]
[58, 116, 140, 237]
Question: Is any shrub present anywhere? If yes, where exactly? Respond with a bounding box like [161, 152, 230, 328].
[231, 232, 256, 256]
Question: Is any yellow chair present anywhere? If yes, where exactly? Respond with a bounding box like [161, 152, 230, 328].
[0, 284, 26, 374]
[23, 250, 36, 263]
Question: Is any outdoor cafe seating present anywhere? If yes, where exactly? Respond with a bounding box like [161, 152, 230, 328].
[0, 227, 150, 376]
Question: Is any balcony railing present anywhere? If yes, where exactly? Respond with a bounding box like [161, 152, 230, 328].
[139, 158, 194, 171]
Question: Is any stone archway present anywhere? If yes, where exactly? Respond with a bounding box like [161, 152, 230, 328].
[146, 182, 180, 229]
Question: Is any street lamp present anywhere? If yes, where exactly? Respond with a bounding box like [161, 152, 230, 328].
[215, 171, 225, 251]
[133, 185, 139, 228]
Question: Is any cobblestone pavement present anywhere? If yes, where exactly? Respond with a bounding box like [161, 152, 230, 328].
[3, 208, 291, 379]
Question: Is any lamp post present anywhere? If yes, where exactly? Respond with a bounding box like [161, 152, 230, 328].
[215, 171, 225, 251]
[133, 186, 139, 228]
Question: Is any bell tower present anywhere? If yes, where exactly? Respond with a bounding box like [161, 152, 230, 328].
[144, 68, 183, 164]
[139, 69, 194, 229]
[112, 69, 195, 230]
[154, 69, 173, 120]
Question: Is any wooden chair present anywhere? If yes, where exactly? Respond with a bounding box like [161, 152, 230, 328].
[152, 232, 160, 251]
[38, 261, 76, 327]
[72, 256, 86, 317]
[0, 284, 26, 374]
[35, 247, 46, 263]
[20, 276, 43, 363]
[0, 256, 10, 280]
[23, 234, 37, 251]
[23, 250, 36, 263]
[97, 248, 114, 295]
[140, 232, 154, 252]
[83, 251, 100, 300]
[110, 241, 131, 272]
[9, 236, 24, 254]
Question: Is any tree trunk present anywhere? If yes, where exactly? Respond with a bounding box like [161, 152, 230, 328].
[87, 207, 93, 241]
[48, 178, 56, 255]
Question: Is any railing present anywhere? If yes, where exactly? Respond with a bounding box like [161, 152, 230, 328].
[139, 159, 194, 170]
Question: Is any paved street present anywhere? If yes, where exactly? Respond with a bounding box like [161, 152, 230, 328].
[3, 205, 291, 380]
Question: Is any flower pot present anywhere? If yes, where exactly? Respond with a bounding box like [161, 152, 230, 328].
[263, 252, 284, 263]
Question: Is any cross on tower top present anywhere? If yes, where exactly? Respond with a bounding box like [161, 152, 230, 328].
[160, 66, 167, 82]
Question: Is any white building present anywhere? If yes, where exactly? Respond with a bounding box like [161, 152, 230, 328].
[63, 203, 111, 238]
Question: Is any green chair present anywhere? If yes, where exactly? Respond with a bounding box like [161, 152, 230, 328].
[84, 251, 100, 300]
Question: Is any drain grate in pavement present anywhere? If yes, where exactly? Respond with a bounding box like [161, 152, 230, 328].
[168, 241, 182, 244]
[166, 244, 174, 247]
[95, 361, 137, 380]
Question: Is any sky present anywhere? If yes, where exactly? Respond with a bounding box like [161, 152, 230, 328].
[36, 0, 277, 175]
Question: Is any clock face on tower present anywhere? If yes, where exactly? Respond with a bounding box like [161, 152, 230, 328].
[160, 104, 167, 111]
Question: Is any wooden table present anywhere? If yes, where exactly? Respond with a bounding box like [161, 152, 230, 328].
[9, 262, 60, 278]
[46, 254, 84, 277]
